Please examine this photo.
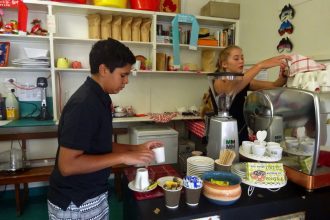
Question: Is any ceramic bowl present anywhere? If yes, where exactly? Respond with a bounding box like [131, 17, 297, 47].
[201, 171, 241, 205]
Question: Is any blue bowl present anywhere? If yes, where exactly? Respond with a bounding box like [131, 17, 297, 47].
[202, 171, 242, 205]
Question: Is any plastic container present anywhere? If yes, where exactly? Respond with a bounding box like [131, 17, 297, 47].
[5, 89, 19, 120]
[130, 0, 160, 11]
[93, 0, 127, 8]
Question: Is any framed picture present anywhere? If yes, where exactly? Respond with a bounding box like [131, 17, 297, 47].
[160, 0, 181, 13]
[0, 42, 10, 67]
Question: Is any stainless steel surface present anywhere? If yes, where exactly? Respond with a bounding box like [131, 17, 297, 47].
[244, 88, 330, 177]
[206, 73, 242, 161]
[206, 117, 239, 160]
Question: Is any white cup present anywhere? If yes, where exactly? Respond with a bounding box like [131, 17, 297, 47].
[242, 141, 253, 154]
[114, 106, 123, 113]
[153, 147, 165, 163]
[254, 140, 267, 146]
[285, 136, 297, 141]
[133, 60, 141, 70]
[267, 145, 283, 159]
[285, 140, 299, 149]
[299, 141, 314, 153]
[252, 144, 266, 156]
[305, 81, 320, 92]
[189, 106, 198, 112]
[321, 86, 330, 92]
[134, 168, 150, 190]
[267, 142, 281, 147]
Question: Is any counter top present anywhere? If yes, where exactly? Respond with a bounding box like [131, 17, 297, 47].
[0, 115, 201, 133]
[123, 166, 330, 220]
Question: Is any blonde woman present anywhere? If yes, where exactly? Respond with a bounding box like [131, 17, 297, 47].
[212, 45, 290, 143]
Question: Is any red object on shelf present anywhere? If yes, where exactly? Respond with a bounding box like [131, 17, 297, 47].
[0, 0, 28, 33]
[130, 0, 160, 11]
[124, 164, 181, 200]
[185, 120, 205, 139]
[51, 0, 87, 4]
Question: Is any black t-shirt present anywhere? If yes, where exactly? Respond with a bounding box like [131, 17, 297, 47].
[229, 84, 249, 144]
[48, 77, 113, 210]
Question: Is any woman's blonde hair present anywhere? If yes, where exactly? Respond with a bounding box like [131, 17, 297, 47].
[216, 45, 241, 71]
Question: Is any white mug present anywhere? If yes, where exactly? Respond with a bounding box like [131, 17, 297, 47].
[317, 70, 330, 86]
[242, 141, 253, 154]
[252, 144, 266, 156]
[134, 168, 149, 190]
[304, 81, 320, 92]
[267, 145, 283, 159]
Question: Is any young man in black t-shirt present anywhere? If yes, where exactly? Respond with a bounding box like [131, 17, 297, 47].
[48, 39, 163, 219]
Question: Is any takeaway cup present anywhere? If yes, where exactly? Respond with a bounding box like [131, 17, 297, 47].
[183, 176, 203, 206]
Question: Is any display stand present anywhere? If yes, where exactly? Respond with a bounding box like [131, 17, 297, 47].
[283, 147, 313, 157]
[238, 147, 287, 196]
[239, 146, 281, 162]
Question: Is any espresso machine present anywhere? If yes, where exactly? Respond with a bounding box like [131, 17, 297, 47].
[206, 72, 243, 160]
[244, 87, 330, 190]
[243, 91, 284, 143]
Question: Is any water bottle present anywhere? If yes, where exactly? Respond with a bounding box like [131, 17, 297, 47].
[5, 89, 19, 120]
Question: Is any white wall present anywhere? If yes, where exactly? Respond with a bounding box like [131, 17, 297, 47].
[239, 0, 330, 80]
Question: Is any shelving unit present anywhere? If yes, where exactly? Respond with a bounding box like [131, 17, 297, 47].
[0, 0, 239, 122]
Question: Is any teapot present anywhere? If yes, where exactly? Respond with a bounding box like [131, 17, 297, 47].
[57, 57, 69, 68]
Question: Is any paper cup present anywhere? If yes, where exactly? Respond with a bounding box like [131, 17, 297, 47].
[164, 187, 182, 209]
[153, 147, 165, 163]
[185, 187, 202, 206]
[183, 175, 203, 206]
[214, 159, 232, 172]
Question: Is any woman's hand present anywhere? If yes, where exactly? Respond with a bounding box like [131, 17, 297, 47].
[257, 55, 291, 70]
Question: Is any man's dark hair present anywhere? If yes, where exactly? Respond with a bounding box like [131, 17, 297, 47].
[89, 38, 136, 74]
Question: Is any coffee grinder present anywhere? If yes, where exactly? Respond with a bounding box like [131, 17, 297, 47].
[36, 77, 52, 120]
[206, 72, 243, 160]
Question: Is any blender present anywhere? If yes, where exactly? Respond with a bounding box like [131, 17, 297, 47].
[206, 72, 243, 160]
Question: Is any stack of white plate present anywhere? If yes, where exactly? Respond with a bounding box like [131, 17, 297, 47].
[231, 162, 246, 179]
[12, 58, 50, 68]
[186, 156, 214, 178]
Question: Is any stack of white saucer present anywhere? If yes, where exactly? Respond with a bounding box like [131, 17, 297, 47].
[186, 156, 214, 178]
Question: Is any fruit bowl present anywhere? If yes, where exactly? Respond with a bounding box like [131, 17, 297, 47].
[202, 171, 241, 205]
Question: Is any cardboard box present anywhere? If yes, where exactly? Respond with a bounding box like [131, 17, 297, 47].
[200, 2, 240, 19]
